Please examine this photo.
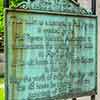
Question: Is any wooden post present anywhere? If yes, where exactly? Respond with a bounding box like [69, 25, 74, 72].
[92, 0, 96, 14]
[4, 0, 9, 8]
[91, 95, 95, 100]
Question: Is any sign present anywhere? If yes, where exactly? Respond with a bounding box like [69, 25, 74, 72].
[5, 9, 97, 100]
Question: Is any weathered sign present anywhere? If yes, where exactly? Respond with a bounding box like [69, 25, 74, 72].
[5, 9, 97, 100]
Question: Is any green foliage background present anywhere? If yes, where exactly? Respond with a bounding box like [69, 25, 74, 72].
[0, 79, 5, 100]
[10, 0, 23, 8]
[0, 0, 23, 32]
[0, 8, 3, 32]
[0, 0, 3, 32]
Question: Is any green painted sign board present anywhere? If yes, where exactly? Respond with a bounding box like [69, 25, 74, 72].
[5, 1, 97, 99]
[5, 9, 97, 100]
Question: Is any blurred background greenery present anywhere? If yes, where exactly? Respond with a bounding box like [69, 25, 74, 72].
[0, 78, 4, 100]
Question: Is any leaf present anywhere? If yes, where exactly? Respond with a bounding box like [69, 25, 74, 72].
[0, 0, 3, 8]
